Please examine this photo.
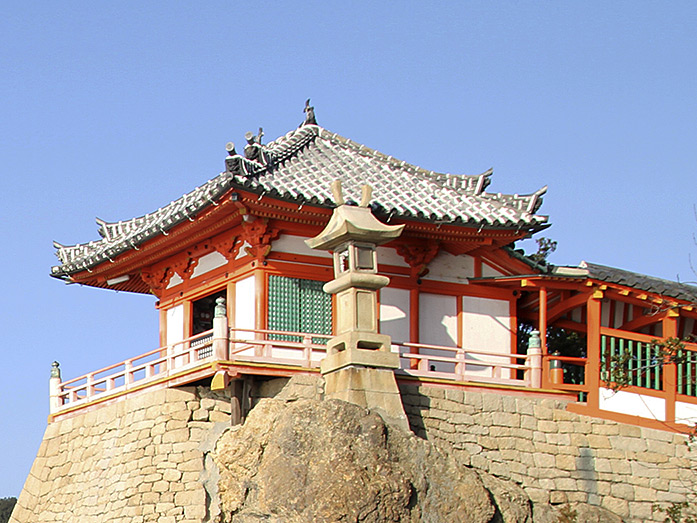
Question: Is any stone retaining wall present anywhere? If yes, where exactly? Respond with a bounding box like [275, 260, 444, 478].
[399, 383, 697, 522]
[10, 375, 320, 523]
[11, 376, 697, 522]
[10, 386, 232, 523]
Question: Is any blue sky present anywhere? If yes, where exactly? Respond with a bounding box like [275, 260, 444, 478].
[1, 2, 696, 496]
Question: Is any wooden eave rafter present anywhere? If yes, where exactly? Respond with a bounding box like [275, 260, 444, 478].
[467, 245, 538, 275]
[471, 275, 586, 291]
[618, 309, 671, 332]
[546, 290, 595, 323]
[480, 274, 695, 315]
[68, 196, 244, 292]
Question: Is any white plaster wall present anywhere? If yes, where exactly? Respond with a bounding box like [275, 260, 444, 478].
[272, 234, 332, 258]
[166, 273, 184, 289]
[424, 252, 473, 283]
[461, 296, 511, 353]
[380, 287, 410, 352]
[419, 293, 458, 372]
[482, 262, 504, 277]
[461, 296, 512, 377]
[599, 387, 666, 421]
[376, 246, 409, 267]
[191, 251, 228, 278]
[166, 305, 184, 346]
[613, 302, 626, 329]
[166, 305, 186, 368]
[236, 241, 252, 260]
[233, 275, 256, 355]
[676, 401, 697, 426]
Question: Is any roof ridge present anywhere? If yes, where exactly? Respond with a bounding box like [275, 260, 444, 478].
[316, 127, 493, 195]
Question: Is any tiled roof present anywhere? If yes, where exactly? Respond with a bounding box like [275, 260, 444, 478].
[227, 125, 548, 225]
[478, 251, 697, 304]
[52, 124, 548, 279]
[579, 261, 697, 303]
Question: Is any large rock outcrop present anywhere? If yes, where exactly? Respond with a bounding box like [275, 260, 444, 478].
[209, 395, 622, 522]
[212, 398, 495, 522]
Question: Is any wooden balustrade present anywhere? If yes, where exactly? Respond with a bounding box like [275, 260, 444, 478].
[51, 324, 546, 415]
[392, 341, 538, 387]
[53, 329, 214, 412]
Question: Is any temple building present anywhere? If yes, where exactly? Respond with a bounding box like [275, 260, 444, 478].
[49, 103, 697, 433]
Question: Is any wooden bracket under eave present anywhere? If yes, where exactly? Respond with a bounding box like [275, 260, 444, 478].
[210, 368, 240, 391]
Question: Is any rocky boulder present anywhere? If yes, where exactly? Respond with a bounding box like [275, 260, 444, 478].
[212, 398, 496, 522]
[209, 393, 623, 522]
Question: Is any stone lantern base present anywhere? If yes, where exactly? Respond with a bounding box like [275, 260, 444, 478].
[321, 335, 409, 431]
[323, 367, 409, 431]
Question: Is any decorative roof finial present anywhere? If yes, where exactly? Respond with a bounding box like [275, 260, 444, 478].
[302, 98, 317, 126]
[225, 142, 237, 156]
[244, 127, 264, 161]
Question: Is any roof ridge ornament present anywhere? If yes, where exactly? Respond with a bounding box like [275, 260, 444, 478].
[301, 98, 317, 127]
[244, 127, 264, 160]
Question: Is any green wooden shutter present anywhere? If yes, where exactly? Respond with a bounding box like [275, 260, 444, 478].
[268, 275, 332, 343]
[299, 279, 332, 343]
[268, 275, 300, 341]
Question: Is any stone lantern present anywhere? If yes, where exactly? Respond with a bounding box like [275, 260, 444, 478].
[306, 180, 409, 430]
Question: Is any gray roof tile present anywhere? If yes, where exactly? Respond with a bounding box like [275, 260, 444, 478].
[52, 124, 548, 279]
[581, 261, 697, 303]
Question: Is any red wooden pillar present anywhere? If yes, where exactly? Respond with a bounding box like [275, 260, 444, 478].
[663, 312, 679, 424]
[539, 286, 548, 354]
[538, 286, 548, 387]
[409, 288, 420, 369]
[255, 268, 267, 332]
[586, 291, 602, 410]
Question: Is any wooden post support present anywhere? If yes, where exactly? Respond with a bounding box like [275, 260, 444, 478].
[49, 361, 62, 415]
[538, 286, 548, 355]
[409, 288, 420, 369]
[586, 293, 602, 410]
[538, 286, 549, 388]
[302, 334, 312, 368]
[526, 330, 542, 389]
[125, 360, 134, 386]
[213, 297, 229, 361]
[663, 313, 679, 424]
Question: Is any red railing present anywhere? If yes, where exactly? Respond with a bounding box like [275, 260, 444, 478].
[542, 326, 697, 427]
[228, 327, 331, 367]
[50, 324, 544, 415]
[392, 341, 539, 387]
[54, 330, 214, 410]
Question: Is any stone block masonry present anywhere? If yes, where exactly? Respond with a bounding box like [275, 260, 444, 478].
[11, 374, 696, 522]
[10, 375, 321, 523]
[10, 385, 234, 523]
[399, 383, 697, 523]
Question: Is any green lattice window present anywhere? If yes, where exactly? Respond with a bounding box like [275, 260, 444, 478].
[268, 275, 332, 343]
